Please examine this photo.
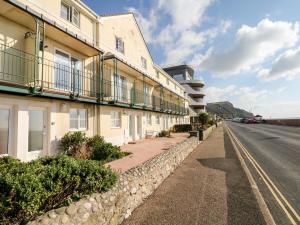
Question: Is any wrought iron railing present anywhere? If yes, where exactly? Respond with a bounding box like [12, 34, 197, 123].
[0, 44, 188, 114]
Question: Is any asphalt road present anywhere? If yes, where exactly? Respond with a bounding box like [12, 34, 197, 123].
[226, 122, 300, 225]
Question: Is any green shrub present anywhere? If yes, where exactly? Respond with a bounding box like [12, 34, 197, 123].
[0, 155, 117, 225]
[60, 132, 89, 159]
[173, 124, 192, 132]
[158, 130, 171, 138]
[87, 135, 130, 162]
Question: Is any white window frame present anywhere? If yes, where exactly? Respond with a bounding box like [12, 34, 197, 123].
[69, 108, 88, 131]
[111, 111, 121, 128]
[141, 56, 147, 69]
[54, 48, 82, 92]
[147, 114, 152, 125]
[156, 115, 160, 125]
[72, 7, 80, 27]
[116, 36, 124, 54]
[0, 106, 12, 156]
[156, 70, 160, 79]
[60, 1, 80, 28]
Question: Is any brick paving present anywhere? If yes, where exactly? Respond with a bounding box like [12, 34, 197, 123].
[106, 133, 190, 173]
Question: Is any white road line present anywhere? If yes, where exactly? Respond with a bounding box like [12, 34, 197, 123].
[226, 125, 299, 225]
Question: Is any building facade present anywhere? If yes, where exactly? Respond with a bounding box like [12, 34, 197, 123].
[163, 64, 206, 115]
[0, 0, 188, 161]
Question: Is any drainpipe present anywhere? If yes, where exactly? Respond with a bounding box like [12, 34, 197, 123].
[40, 21, 45, 91]
[33, 18, 41, 93]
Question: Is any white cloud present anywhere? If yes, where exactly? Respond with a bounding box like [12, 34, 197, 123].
[199, 19, 300, 76]
[258, 47, 300, 81]
[206, 85, 269, 111]
[157, 0, 214, 31]
[127, 7, 158, 43]
[128, 0, 230, 65]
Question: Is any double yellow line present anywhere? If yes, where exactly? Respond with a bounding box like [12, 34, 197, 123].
[226, 125, 300, 225]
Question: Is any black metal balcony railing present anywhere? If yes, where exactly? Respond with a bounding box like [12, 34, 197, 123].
[0, 44, 188, 115]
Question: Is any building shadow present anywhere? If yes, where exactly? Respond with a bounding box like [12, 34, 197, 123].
[197, 131, 267, 225]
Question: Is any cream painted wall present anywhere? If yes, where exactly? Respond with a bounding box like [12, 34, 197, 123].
[17, 0, 96, 44]
[99, 15, 156, 76]
[0, 94, 95, 161]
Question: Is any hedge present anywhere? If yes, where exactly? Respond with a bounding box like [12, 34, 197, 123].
[60, 132, 130, 162]
[173, 124, 192, 133]
[0, 155, 117, 225]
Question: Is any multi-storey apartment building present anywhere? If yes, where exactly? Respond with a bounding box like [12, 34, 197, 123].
[0, 0, 188, 161]
[163, 64, 206, 115]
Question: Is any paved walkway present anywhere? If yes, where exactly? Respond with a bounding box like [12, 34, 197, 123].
[106, 133, 189, 172]
[122, 126, 266, 225]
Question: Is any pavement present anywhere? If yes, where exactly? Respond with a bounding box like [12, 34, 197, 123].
[106, 133, 189, 173]
[226, 122, 300, 225]
[122, 125, 266, 225]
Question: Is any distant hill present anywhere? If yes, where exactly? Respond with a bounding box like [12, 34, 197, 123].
[206, 101, 253, 119]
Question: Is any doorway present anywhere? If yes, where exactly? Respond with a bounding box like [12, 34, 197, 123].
[27, 109, 47, 160]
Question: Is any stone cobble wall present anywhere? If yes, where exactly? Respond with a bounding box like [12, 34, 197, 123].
[28, 137, 199, 225]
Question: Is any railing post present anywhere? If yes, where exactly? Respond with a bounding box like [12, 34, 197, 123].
[132, 80, 136, 105]
[40, 21, 45, 92]
[33, 18, 41, 93]
[113, 58, 117, 102]
[143, 75, 145, 108]
[100, 54, 104, 101]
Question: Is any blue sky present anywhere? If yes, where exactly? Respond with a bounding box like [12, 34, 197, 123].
[83, 0, 300, 118]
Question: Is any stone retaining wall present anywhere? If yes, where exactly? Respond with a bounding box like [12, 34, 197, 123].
[29, 137, 199, 225]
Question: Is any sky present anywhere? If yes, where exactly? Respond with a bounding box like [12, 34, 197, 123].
[83, 0, 300, 118]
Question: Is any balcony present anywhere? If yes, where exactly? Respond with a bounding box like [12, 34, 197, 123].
[0, 44, 188, 115]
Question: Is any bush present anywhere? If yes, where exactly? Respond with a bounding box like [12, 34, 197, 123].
[60, 132, 130, 163]
[173, 124, 192, 133]
[158, 130, 171, 138]
[60, 132, 90, 159]
[0, 155, 117, 225]
[87, 135, 130, 162]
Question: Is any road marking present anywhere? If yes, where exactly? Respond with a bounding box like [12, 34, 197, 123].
[226, 125, 276, 225]
[226, 125, 299, 225]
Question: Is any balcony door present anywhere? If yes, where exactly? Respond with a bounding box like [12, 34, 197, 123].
[55, 50, 82, 93]
[71, 57, 82, 93]
[114, 74, 127, 102]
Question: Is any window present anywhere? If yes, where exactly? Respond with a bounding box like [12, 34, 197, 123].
[147, 114, 152, 125]
[28, 110, 44, 152]
[70, 109, 87, 130]
[156, 115, 160, 124]
[111, 111, 121, 128]
[114, 74, 127, 102]
[116, 37, 124, 53]
[156, 70, 160, 79]
[60, 2, 80, 27]
[173, 74, 184, 81]
[72, 7, 80, 27]
[0, 109, 9, 155]
[60, 2, 70, 21]
[141, 56, 147, 69]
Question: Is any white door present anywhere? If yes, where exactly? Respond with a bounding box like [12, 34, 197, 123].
[27, 109, 47, 160]
[137, 115, 142, 139]
[128, 114, 134, 140]
[0, 108, 10, 156]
